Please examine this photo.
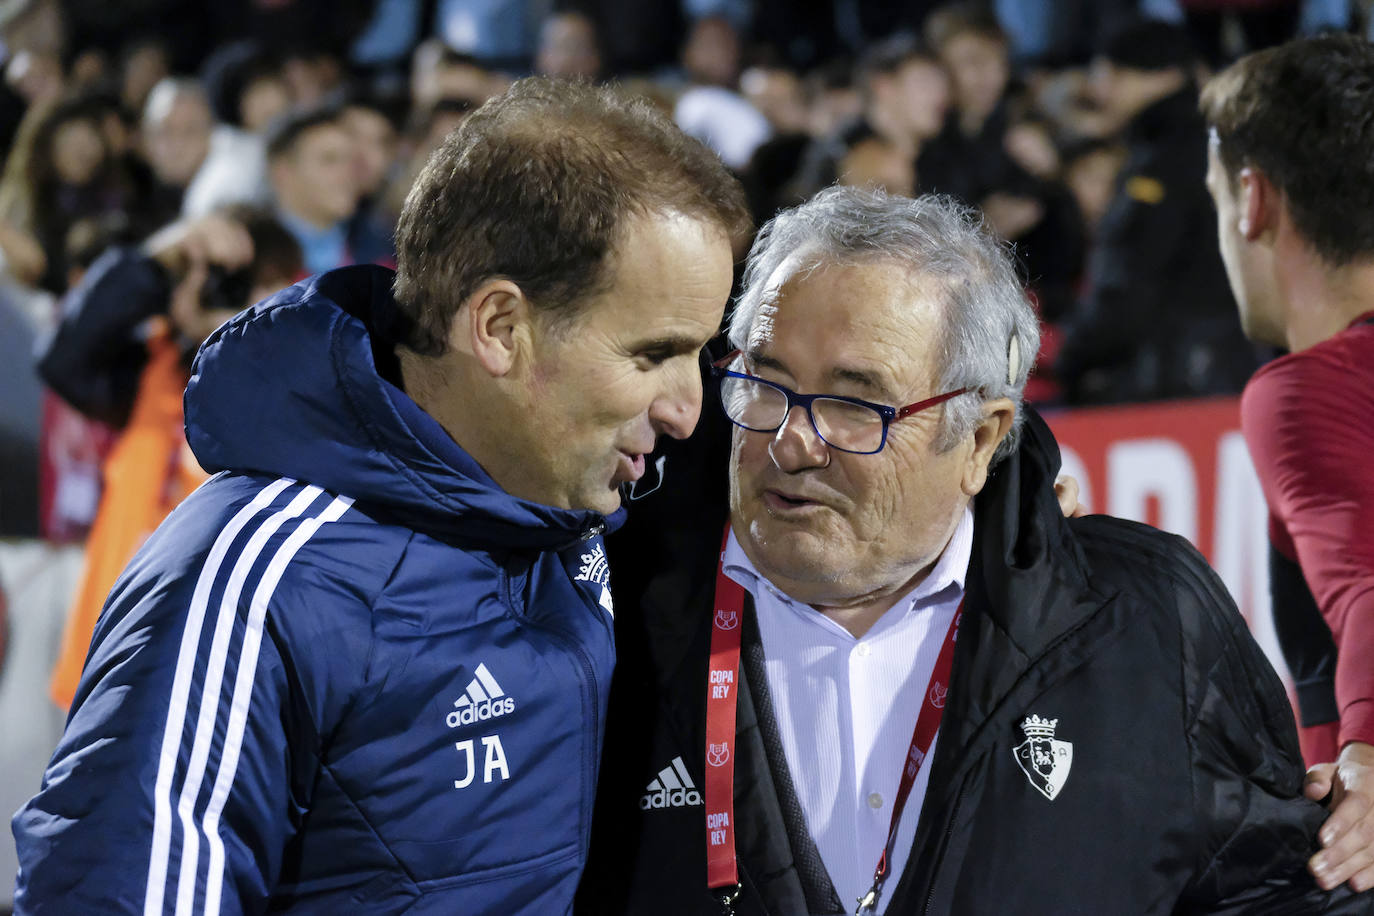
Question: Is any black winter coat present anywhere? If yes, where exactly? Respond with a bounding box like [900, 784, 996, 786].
[578, 379, 1370, 915]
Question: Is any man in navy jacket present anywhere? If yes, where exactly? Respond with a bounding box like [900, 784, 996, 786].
[13, 78, 749, 914]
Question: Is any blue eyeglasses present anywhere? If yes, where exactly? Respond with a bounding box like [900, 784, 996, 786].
[710, 351, 969, 455]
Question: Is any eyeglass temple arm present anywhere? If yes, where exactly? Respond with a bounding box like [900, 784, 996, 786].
[711, 348, 743, 370]
[894, 388, 969, 420]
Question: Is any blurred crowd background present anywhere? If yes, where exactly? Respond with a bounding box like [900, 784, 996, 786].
[0, 0, 1368, 544]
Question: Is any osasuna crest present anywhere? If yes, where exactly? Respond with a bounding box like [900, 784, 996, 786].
[1013, 714, 1073, 801]
[715, 609, 739, 631]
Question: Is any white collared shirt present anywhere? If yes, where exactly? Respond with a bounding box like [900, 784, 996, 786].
[721, 507, 972, 913]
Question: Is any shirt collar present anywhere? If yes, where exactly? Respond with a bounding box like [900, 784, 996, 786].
[722, 504, 974, 615]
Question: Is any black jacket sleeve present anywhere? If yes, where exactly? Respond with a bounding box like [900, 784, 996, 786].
[34, 246, 172, 428]
[1165, 535, 1369, 914]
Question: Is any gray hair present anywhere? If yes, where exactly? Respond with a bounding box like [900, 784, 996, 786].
[728, 185, 1039, 465]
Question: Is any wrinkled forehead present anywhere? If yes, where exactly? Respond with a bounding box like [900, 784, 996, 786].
[740, 251, 948, 377]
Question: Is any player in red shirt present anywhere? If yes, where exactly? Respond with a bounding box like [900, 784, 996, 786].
[1202, 33, 1374, 894]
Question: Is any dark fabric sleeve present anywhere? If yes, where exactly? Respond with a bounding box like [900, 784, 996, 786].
[1269, 541, 1340, 728]
[34, 246, 172, 427]
[1174, 545, 1372, 913]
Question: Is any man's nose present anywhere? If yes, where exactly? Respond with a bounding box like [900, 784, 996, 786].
[767, 404, 829, 471]
[649, 363, 704, 441]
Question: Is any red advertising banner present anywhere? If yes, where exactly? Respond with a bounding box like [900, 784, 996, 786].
[1043, 397, 1287, 683]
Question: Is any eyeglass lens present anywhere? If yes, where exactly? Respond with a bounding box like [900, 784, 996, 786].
[719, 375, 886, 453]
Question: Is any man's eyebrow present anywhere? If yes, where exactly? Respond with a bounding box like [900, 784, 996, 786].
[742, 349, 788, 374]
[635, 334, 710, 354]
[829, 365, 891, 398]
[745, 349, 896, 400]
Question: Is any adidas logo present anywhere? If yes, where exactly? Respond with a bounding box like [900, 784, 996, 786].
[445, 663, 516, 728]
[639, 756, 703, 810]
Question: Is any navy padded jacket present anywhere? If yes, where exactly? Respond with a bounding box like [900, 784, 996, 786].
[14, 265, 621, 914]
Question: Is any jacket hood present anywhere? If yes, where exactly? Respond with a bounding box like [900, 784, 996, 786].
[185, 265, 620, 550]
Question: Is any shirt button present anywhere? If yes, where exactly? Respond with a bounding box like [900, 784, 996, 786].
[856, 644, 872, 658]
[868, 792, 883, 809]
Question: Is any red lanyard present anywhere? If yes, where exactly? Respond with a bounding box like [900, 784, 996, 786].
[704, 526, 962, 915]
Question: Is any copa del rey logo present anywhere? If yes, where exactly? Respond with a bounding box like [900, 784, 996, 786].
[706, 742, 731, 767]
[1013, 714, 1073, 801]
[714, 608, 738, 630]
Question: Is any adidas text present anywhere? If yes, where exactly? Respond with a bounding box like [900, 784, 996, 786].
[640, 787, 703, 810]
[447, 696, 515, 728]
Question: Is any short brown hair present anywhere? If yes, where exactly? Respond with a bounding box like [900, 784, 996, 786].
[1201, 34, 1374, 267]
[392, 77, 751, 354]
[924, 2, 1007, 53]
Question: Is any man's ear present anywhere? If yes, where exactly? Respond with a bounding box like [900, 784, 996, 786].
[962, 397, 1015, 497]
[1237, 166, 1275, 241]
[453, 279, 531, 377]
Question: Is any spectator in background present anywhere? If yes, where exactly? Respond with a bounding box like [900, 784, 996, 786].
[118, 36, 171, 115]
[803, 58, 863, 139]
[33, 215, 140, 547]
[1061, 137, 1126, 237]
[788, 38, 949, 203]
[182, 42, 291, 218]
[535, 11, 604, 80]
[380, 95, 477, 228]
[853, 38, 950, 169]
[1202, 32, 1374, 893]
[738, 63, 814, 220]
[1056, 18, 1255, 404]
[674, 17, 773, 171]
[38, 208, 303, 710]
[923, 3, 1085, 340]
[0, 95, 136, 294]
[921, 2, 1017, 202]
[341, 93, 402, 265]
[265, 107, 361, 274]
[139, 79, 214, 229]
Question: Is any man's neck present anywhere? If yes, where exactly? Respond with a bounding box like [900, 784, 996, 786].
[815, 592, 920, 639]
[732, 508, 969, 640]
[1278, 246, 1374, 351]
[398, 348, 507, 486]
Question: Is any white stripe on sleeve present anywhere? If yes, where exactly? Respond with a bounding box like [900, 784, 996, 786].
[145, 477, 295, 916]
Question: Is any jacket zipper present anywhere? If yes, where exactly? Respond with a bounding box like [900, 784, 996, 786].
[507, 563, 608, 858]
[922, 778, 970, 915]
[539, 627, 601, 852]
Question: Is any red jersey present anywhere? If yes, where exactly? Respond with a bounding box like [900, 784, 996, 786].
[1241, 312, 1374, 751]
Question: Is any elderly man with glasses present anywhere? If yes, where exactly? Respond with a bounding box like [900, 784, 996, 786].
[577, 186, 1370, 915]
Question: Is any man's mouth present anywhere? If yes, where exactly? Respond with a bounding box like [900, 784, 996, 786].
[613, 452, 646, 485]
[762, 489, 824, 512]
